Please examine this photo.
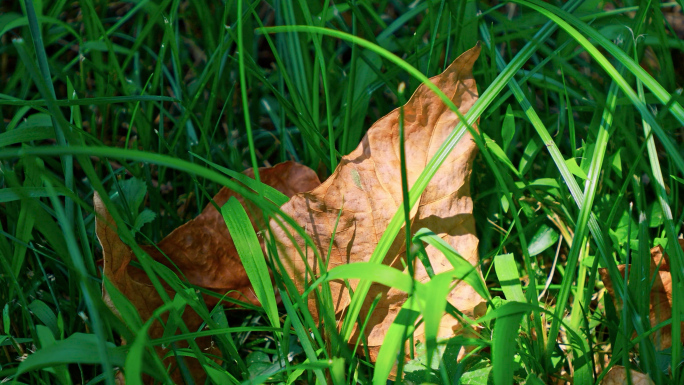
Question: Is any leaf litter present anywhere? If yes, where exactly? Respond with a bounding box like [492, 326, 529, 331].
[270, 44, 486, 360]
[95, 161, 320, 382]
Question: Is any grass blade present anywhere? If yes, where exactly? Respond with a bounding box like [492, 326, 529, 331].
[222, 197, 280, 328]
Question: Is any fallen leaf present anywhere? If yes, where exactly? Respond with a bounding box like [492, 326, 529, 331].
[601, 365, 654, 385]
[95, 161, 320, 383]
[271, 45, 485, 358]
[664, 5, 684, 39]
[599, 239, 684, 351]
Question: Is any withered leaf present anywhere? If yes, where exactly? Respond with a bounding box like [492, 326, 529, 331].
[270, 45, 485, 357]
[599, 239, 684, 351]
[95, 161, 320, 383]
[601, 366, 655, 385]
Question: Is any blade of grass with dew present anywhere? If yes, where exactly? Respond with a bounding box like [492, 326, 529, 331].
[200, 1, 232, 155]
[80, 0, 129, 105]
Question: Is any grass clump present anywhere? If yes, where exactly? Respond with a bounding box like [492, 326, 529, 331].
[1, 0, 683, 384]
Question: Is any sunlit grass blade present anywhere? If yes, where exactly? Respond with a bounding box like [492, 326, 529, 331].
[372, 297, 420, 385]
[492, 307, 524, 385]
[189, 152, 289, 206]
[513, 0, 684, 177]
[494, 254, 525, 302]
[221, 197, 280, 328]
[479, 19, 638, 337]
[413, 229, 490, 301]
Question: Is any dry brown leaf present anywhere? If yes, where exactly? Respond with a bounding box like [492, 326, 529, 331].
[95, 161, 320, 383]
[601, 366, 655, 385]
[271, 44, 485, 358]
[599, 239, 684, 351]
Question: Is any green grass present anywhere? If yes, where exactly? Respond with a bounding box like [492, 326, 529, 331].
[1, 0, 683, 384]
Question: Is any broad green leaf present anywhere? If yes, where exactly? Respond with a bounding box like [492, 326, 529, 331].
[494, 254, 525, 303]
[28, 300, 58, 338]
[528, 225, 560, 257]
[459, 363, 493, 385]
[132, 209, 156, 232]
[110, 177, 147, 217]
[564, 157, 588, 180]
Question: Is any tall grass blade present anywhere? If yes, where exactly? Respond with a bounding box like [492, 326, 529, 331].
[221, 197, 280, 328]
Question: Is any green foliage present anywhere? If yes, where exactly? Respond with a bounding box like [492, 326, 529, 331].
[1, 0, 682, 384]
